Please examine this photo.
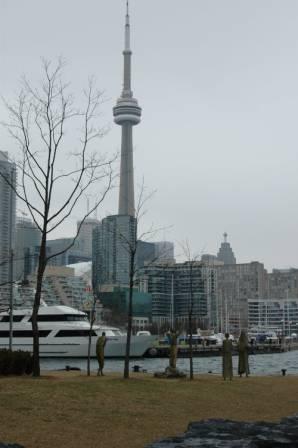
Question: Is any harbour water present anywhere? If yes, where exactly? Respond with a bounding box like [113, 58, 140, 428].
[41, 350, 298, 376]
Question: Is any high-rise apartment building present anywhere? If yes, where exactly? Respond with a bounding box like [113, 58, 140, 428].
[15, 217, 41, 281]
[139, 262, 217, 330]
[76, 218, 100, 259]
[0, 151, 16, 301]
[28, 265, 91, 309]
[92, 215, 136, 288]
[248, 298, 298, 335]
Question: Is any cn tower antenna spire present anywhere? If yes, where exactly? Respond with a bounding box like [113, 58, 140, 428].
[113, 0, 142, 217]
[125, 0, 131, 53]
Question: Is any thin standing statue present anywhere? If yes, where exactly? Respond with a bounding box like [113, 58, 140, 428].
[222, 333, 233, 381]
[168, 328, 179, 369]
[238, 330, 250, 377]
[96, 332, 106, 376]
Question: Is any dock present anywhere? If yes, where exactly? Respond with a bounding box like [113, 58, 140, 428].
[145, 341, 298, 358]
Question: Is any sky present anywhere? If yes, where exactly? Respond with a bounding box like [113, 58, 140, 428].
[0, 0, 298, 272]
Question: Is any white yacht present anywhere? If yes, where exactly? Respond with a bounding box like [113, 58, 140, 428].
[0, 305, 156, 358]
[248, 327, 279, 344]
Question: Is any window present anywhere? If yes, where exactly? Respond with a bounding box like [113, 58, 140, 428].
[0, 315, 25, 322]
[28, 314, 88, 322]
[0, 330, 51, 338]
[55, 330, 97, 337]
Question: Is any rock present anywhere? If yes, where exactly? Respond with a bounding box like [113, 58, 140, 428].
[0, 444, 25, 448]
[146, 414, 298, 447]
[154, 366, 186, 379]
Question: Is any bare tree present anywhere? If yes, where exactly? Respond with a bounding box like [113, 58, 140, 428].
[121, 186, 151, 379]
[180, 241, 200, 381]
[0, 59, 114, 376]
[101, 183, 159, 379]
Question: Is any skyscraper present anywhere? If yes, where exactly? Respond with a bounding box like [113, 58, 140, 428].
[76, 218, 100, 259]
[0, 151, 16, 298]
[217, 232, 236, 265]
[15, 217, 41, 281]
[113, 0, 142, 217]
[93, 215, 136, 287]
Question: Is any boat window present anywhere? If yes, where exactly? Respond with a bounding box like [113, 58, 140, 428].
[28, 314, 88, 322]
[0, 315, 25, 322]
[0, 330, 51, 338]
[55, 330, 97, 337]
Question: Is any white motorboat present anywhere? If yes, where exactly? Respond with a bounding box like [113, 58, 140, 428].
[248, 327, 279, 344]
[0, 305, 156, 358]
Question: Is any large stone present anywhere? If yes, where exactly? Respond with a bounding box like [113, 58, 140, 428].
[0, 444, 25, 448]
[146, 414, 298, 447]
[154, 366, 186, 379]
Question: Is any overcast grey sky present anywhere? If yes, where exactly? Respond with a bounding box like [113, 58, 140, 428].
[1, 0, 298, 272]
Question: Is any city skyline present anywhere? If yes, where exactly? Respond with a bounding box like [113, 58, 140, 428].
[0, 1, 298, 271]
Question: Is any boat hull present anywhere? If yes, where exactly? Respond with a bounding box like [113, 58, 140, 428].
[0, 335, 157, 358]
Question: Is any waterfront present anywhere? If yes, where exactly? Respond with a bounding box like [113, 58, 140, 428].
[41, 350, 298, 376]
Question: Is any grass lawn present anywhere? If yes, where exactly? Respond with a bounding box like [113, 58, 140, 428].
[1, 372, 298, 448]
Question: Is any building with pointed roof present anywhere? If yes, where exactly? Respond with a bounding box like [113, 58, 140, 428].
[217, 232, 236, 265]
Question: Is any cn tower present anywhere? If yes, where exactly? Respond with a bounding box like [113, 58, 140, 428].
[113, 0, 142, 217]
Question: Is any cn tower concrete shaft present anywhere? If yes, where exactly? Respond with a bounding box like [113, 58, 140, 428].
[113, 1, 142, 217]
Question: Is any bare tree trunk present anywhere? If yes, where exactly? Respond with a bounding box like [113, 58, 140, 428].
[87, 288, 97, 376]
[188, 315, 194, 380]
[31, 234, 47, 377]
[87, 314, 94, 376]
[189, 262, 194, 380]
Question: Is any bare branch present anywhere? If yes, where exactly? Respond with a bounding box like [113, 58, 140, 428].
[1, 59, 113, 377]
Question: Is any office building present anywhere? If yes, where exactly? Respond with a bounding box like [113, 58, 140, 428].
[153, 241, 175, 263]
[136, 240, 156, 269]
[216, 261, 268, 333]
[99, 286, 152, 328]
[268, 268, 298, 300]
[47, 237, 90, 267]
